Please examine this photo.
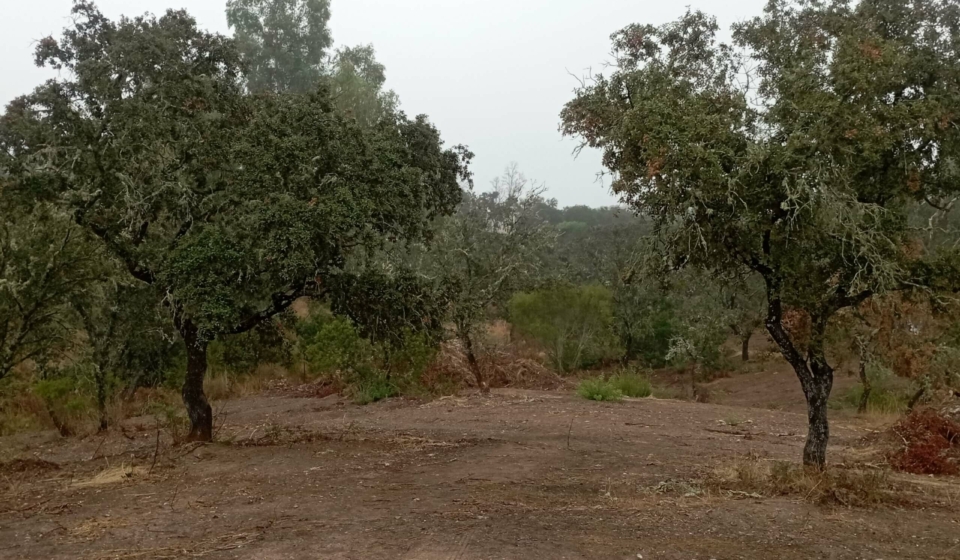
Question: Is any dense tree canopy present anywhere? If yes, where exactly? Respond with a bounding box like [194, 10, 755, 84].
[562, 0, 960, 467]
[0, 1, 470, 439]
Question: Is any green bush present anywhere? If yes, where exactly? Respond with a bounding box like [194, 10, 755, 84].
[293, 305, 439, 401]
[349, 369, 398, 405]
[509, 285, 622, 372]
[577, 378, 623, 402]
[609, 371, 652, 398]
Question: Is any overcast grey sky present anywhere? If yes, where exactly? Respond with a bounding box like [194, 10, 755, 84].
[1, 0, 766, 207]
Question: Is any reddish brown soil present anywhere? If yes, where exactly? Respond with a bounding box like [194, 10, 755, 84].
[2, 386, 959, 560]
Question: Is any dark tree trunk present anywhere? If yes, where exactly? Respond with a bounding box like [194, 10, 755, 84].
[95, 366, 108, 432]
[461, 332, 488, 394]
[741, 332, 752, 362]
[763, 278, 834, 470]
[180, 321, 213, 442]
[857, 357, 871, 414]
[802, 358, 833, 468]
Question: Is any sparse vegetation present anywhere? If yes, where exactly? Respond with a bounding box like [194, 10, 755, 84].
[1, 0, 960, 556]
[705, 455, 902, 508]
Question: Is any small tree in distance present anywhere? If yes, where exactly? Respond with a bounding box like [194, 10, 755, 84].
[419, 164, 555, 392]
[562, 0, 960, 468]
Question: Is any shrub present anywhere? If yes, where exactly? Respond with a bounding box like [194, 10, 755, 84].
[886, 409, 960, 476]
[295, 309, 376, 375]
[577, 378, 623, 402]
[609, 370, 651, 398]
[349, 370, 398, 405]
[509, 285, 622, 372]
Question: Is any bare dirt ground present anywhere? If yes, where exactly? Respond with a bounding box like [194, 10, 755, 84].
[2, 380, 960, 560]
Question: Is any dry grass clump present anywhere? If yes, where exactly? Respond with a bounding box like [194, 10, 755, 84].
[705, 454, 904, 507]
[71, 465, 147, 488]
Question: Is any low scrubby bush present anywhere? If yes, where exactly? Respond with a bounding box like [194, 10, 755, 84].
[577, 378, 623, 402]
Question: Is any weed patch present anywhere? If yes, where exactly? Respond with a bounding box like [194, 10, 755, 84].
[609, 371, 652, 398]
[577, 378, 623, 402]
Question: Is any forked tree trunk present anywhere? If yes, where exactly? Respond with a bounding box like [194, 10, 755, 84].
[180, 321, 213, 441]
[461, 332, 488, 394]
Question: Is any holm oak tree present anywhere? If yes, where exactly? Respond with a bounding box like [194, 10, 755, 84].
[0, 1, 470, 440]
[562, 0, 960, 467]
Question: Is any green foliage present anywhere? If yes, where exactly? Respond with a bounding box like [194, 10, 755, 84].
[562, 0, 960, 463]
[226, 0, 332, 94]
[0, 207, 104, 380]
[509, 285, 621, 372]
[296, 310, 375, 374]
[613, 284, 680, 367]
[609, 370, 652, 398]
[328, 45, 399, 127]
[1, 1, 469, 434]
[577, 378, 623, 402]
[422, 164, 555, 338]
[294, 304, 438, 400]
[349, 370, 398, 405]
[210, 316, 293, 375]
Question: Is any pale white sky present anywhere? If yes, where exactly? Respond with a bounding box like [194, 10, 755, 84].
[0, 0, 766, 207]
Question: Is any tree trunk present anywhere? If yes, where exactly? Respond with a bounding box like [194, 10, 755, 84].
[763, 280, 833, 470]
[741, 332, 752, 362]
[180, 321, 213, 441]
[95, 365, 108, 432]
[802, 359, 833, 469]
[462, 332, 488, 394]
[690, 366, 699, 402]
[857, 357, 871, 414]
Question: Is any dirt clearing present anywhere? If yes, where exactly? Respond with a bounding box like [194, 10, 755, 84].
[2, 390, 959, 559]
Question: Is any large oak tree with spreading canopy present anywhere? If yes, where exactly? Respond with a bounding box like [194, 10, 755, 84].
[0, 1, 469, 440]
[562, 0, 960, 467]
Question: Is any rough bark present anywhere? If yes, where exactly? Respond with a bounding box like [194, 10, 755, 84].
[461, 332, 488, 394]
[180, 320, 213, 441]
[763, 276, 833, 469]
[803, 357, 833, 468]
